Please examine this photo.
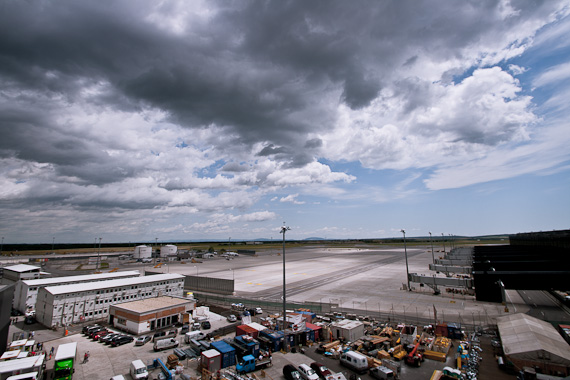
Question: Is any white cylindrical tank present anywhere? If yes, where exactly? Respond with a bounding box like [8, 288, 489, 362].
[160, 244, 178, 257]
[134, 245, 152, 259]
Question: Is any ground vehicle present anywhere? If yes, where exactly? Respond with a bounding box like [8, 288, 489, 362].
[283, 364, 302, 380]
[24, 315, 36, 325]
[100, 333, 121, 344]
[110, 335, 133, 347]
[92, 330, 110, 340]
[227, 314, 237, 322]
[153, 338, 179, 352]
[88, 327, 107, 338]
[404, 342, 423, 367]
[339, 351, 368, 374]
[255, 307, 263, 314]
[184, 331, 205, 343]
[180, 324, 190, 334]
[298, 364, 320, 380]
[152, 329, 177, 342]
[236, 354, 272, 373]
[135, 335, 151, 346]
[130, 359, 149, 380]
[6, 372, 39, 380]
[369, 366, 395, 380]
[53, 342, 77, 380]
[192, 322, 201, 331]
[201, 321, 211, 329]
[82, 324, 100, 334]
[310, 362, 332, 379]
[141, 258, 152, 263]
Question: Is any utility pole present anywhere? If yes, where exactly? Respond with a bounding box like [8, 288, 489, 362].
[281, 224, 291, 333]
[429, 232, 434, 264]
[401, 229, 410, 291]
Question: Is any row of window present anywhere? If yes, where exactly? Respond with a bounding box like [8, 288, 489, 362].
[52, 281, 182, 299]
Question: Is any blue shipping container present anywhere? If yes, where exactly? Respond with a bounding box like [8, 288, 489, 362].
[259, 329, 284, 352]
[211, 341, 236, 368]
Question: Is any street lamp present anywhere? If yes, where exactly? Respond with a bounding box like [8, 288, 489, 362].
[281, 224, 290, 332]
[441, 233, 446, 253]
[51, 237, 55, 254]
[429, 232, 435, 264]
[401, 229, 410, 291]
[1, 237, 4, 255]
[97, 237, 102, 271]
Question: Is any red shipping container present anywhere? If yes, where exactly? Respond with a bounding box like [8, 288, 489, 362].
[306, 322, 321, 341]
[435, 323, 448, 337]
[236, 324, 259, 339]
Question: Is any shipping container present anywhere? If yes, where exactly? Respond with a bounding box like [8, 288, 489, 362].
[306, 323, 321, 342]
[236, 324, 259, 339]
[201, 349, 222, 373]
[259, 329, 284, 352]
[210, 341, 236, 369]
[233, 335, 260, 358]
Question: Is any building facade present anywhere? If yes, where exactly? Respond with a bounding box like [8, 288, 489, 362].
[109, 296, 195, 334]
[36, 273, 184, 328]
[1, 265, 42, 284]
[13, 270, 141, 315]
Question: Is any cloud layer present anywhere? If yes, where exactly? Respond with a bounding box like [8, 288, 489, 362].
[1, 0, 569, 241]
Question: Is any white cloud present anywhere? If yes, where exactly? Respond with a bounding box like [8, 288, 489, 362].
[533, 62, 570, 87]
[279, 194, 305, 205]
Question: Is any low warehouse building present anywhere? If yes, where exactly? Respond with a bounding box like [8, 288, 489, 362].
[1, 265, 43, 284]
[13, 270, 141, 315]
[109, 295, 195, 334]
[330, 319, 364, 342]
[497, 313, 570, 376]
[35, 273, 184, 328]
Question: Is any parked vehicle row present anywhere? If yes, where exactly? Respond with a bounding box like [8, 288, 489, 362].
[82, 324, 134, 347]
[284, 363, 333, 380]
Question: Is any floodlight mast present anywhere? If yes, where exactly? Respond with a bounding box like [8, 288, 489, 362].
[401, 229, 410, 291]
[281, 225, 291, 334]
[429, 231, 435, 264]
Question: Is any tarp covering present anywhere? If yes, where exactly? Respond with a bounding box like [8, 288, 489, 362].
[497, 313, 570, 367]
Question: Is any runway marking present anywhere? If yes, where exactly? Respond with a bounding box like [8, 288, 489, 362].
[256, 283, 262, 285]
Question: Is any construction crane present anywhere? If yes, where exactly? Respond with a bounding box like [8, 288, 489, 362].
[404, 342, 423, 367]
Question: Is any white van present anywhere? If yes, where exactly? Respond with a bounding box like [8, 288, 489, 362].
[130, 359, 149, 380]
[340, 351, 369, 374]
[185, 331, 205, 343]
[153, 338, 179, 352]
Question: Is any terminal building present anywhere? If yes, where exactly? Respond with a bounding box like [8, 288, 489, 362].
[35, 273, 184, 328]
[13, 270, 141, 315]
[109, 296, 195, 334]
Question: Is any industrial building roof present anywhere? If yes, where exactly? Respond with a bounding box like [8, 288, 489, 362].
[22, 270, 141, 286]
[44, 273, 184, 295]
[110, 295, 194, 313]
[3, 264, 41, 273]
[331, 319, 364, 330]
[497, 313, 570, 366]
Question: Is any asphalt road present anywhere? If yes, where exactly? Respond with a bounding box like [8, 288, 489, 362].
[516, 290, 570, 324]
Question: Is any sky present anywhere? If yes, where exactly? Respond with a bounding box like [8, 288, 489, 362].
[1, 1, 569, 244]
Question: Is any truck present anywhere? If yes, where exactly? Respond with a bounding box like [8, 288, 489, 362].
[53, 342, 77, 380]
[404, 342, 423, 367]
[235, 354, 272, 374]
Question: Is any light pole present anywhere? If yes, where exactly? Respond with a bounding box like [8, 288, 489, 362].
[1, 237, 4, 255]
[441, 233, 446, 253]
[51, 237, 55, 254]
[97, 237, 102, 271]
[281, 225, 290, 332]
[401, 229, 410, 291]
[429, 232, 435, 264]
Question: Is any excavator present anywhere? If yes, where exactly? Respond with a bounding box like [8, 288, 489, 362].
[404, 342, 423, 367]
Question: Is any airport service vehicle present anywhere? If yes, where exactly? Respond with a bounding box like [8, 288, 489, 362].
[227, 314, 237, 322]
[369, 366, 395, 380]
[298, 364, 320, 380]
[339, 351, 369, 374]
[404, 342, 423, 367]
[153, 338, 179, 352]
[130, 359, 149, 380]
[236, 354, 272, 374]
[184, 331, 205, 343]
[54, 342, 77, 380]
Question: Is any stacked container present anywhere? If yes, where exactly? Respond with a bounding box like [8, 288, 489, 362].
[210, 340, 236, 368]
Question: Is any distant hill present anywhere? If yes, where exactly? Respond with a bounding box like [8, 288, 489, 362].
[304, 237, 325, 241]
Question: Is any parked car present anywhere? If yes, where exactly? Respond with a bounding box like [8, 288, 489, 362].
[89, 328, 108, 339]
[201, 321, 211, 330]
[110, 335, 134, 347]
[298, 364, 320, 380]
[310, 363, 332, 379]
[180, 324, 190, 334]
[192, 322, 201, 331]
[227, 314, 237, 322]
[135, 335, 151, 346]
[83, 325, 101, 335]
[93, 330, 110, 340]
[283, 364, 302, 380]
[152, 329, 177, 342]
[255, 307, 263, 315]
[101, 333, 121, 344]
[24, 315, 36, 325]
[369, 366, 395, 380]
[153, 338, 179, 352]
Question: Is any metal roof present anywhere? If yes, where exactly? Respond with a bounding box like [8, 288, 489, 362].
[110, 295, 193, 313]
[497, 313, 570, 366]
[44, 273, 184, 295]
[3, 264, 41, 273]
[22, 270, 140, 286]
[0, 354, 45, 373]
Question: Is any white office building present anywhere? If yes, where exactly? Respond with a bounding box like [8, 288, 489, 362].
[1, 265, 42, 284]
[35, 273, 185, 328]
[160, 244, 177, 257]
[13, 270, 141, 315]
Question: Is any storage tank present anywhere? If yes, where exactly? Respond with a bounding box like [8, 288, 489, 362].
[134, 245, 152, 259]
[160, 244, 178, 257]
